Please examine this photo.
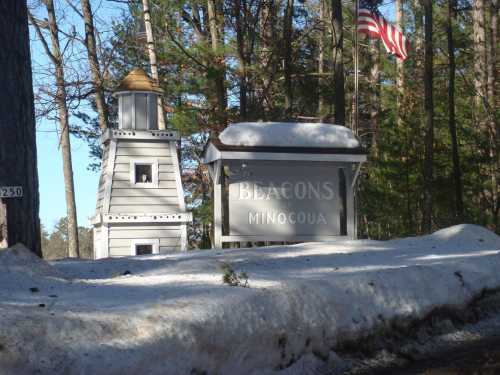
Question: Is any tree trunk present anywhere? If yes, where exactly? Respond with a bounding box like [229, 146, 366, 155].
[487, 0, 497, 115]
[283, 0, 294, 116]
[142, 0, 166, 130]
[45, 0, 80, 257]
[422, 0, 434, 233]
[331, 0, 345, 125]
[318, 0, 326, 119]
[259, 0, 276, 115]
[0, 2, 41, 255]
[487, 0, 498, 230]
[411, 0, 424, 70]
[80, 0, 108, 131]
[396, 0, 404, 128]
[234, 0, 247, 119]
[473, 0, 488, 113]
[446, 0, 464, 222]
[207, 0, 227, 126]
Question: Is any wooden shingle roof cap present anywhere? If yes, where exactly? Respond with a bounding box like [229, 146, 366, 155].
[114, 68, 163, 94]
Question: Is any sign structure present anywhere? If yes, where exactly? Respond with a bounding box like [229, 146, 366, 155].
[227, 161, 341, 237]
[202, 122, 368, 247]
[0, 186, 23, 199]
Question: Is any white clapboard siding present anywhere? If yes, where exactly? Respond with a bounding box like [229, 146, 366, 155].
[110, 196, 180, 206]
[109, 237, 180, 248]
[109, 229, 180, 239]
[111, 188, 178, 197]
[112, 172, 133, 181]
[109, 246, 181, 257]
[95, 147, 109, 211]
[110, 224, 181, 231]
[116, 147, 170, 157]
[112, 180, 177, 189]
[111, 172, 176, 182]
[113, 164, 175, 173]
[115, 156, 172, 164]
[109, 247, 131, 257]
[110, 225, 179, 230]
[109, 204, 181, 214]
[159, 172, 176, 181]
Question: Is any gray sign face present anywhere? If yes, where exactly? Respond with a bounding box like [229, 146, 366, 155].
[227, 161, 340, 237]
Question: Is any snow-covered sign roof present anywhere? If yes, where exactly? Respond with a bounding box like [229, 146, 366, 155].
[219, 122, 361, 149]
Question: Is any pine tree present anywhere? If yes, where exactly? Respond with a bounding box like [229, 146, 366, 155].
[0, 1, 41, 255]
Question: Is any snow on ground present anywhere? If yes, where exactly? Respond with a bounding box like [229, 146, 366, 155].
[0, 224, 499, 375]
[219, 122, 361, 148]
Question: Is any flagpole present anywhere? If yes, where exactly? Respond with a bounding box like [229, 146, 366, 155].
[354, 0, 359, 135]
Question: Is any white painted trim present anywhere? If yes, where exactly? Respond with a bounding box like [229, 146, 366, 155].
[213, 160, 223, 249]
[203, 147, 367, 164]
[101, 224, 110, 258]
[221, 235, 349, 243]
[103, 140, 117, 214]
[130, 158, 159, 187]
[180, 224, 188, 252]
[169, 140, 187, 211]
[89, 214, 101, 225]
[103, 212, 192, 224]
[219, 151, 367, 163]
[101, 129, 179, 143]
[202, 143, 222, 164]
[130, 238, 160, 256]
[346, 167, 356, 239]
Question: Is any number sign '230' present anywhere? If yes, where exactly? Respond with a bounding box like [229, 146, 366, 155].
[0, 186, 23, 198]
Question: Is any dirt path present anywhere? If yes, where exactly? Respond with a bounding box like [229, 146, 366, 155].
[370, 336, 500, 375]
[329, 293, 500, 375]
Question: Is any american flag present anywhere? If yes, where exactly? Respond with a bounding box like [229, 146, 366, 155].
[357, 1, 410, 61]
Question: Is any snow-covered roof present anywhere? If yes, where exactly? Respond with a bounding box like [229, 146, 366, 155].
[219, 122, 361, 149]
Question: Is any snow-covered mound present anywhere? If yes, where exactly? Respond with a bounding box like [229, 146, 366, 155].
[0, 224, 499, 375]
[0, 243, 64, 279]
[219, 122, 361, 148]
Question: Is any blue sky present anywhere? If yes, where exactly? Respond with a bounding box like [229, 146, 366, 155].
[33, 1, 396, 232]
[31, 1, 126, 232]
[37, 131, 98, 231]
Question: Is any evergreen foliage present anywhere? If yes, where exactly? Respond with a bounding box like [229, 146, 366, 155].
[75, 0, 498, 244]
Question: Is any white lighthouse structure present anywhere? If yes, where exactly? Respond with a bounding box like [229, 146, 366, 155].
[91, 68, 191, 258]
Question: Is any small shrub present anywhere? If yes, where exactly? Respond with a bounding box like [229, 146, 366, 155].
[220, 262, 249, 288]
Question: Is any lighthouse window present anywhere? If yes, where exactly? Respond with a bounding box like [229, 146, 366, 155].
[130, 159, 159, 186]
[121, 95, 133, 129]
[136, 244, 153, 255]
[135, 164, 152, 183]
[148, 94, 158, 130]
[131, 239, 159, 256]
[135, 94, 148, 130]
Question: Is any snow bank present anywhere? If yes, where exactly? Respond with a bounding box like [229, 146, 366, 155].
[0, 225, 499, 375]
[219, 122, 361, 148]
